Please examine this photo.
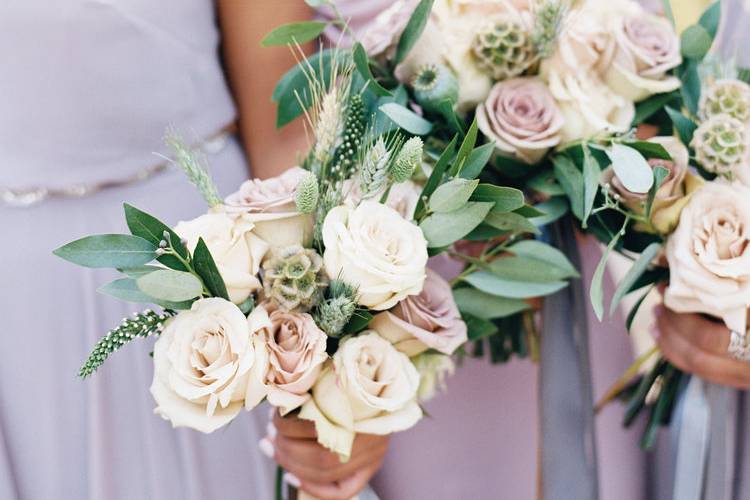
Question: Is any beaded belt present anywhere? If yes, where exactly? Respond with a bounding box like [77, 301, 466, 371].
[2, 125, 235, 208]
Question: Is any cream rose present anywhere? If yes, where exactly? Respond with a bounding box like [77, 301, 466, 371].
[603, 12, 681, 102]
[299, 332, 422, 458]
[601, 137, 704, 234]
[174, 210, 268, 304]
[665, 182, 750, 333]
[150, 298, 264, 433]
[411, 352, 455, 401]
[545, 70, 635, 143]
[224, 167, 314, 248]
[360, 0, 419, 59]
[245, 305, 328, 415]
[542, 5, 615, 76]
[322, 200, 428, 310]
[477, 77, 564, 164]
[370, 269, 467, 356]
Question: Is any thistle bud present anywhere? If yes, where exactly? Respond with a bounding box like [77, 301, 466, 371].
[294, 172, 319, 214]
[412, 64, 459, 114]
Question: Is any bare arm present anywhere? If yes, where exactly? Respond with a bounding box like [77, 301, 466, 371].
[217, 0, 311, 180]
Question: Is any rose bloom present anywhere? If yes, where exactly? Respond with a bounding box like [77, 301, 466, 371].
[174, 209, 268, 304]
[322, 200, 428, 310]
[411, 352, 455, 401]
[477, 77, 564, 164]
[542, 5, 615, 75]
[370, 269, 467, 356]
[360, 0, 419, 59]
[601, 136, 704, 234]
[245, 305, 328, 415]
[150, 298, 264, 433]
[603, 10, 681, 102]
[665, 181, 750, 333]
[299, 332, 422, 458]
[224, 167, 314, 248]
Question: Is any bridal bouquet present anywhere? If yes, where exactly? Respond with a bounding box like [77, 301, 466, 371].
[53, 41, 555, 459]
[540, 1, 749, 447]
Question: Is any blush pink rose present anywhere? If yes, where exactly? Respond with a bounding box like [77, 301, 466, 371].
[245, 305, 328, 415]
[224, 167, 313, 248]
[476, 78, 564, 164]
[370, 269, 467, 356]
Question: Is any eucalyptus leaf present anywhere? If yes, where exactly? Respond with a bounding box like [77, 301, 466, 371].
[137, 269, 204, 302]
[660, 0, 675, 26]
[485, 211, 540, 235]
[528, 170, 565, 196]
[379, 103, 433, 135]
[607, 144, 654, 194]
[451, 116, 478, 176]
[193, 238, 229, 300]
[429, 178, 478, 213]
[665, 106, 698, 146]
[124, 203, 189, 271]
[261, 21, 328, 47]
[680, 60, 701, 115]
[98, 278, 193, 310]
[53, 234, 156, 269]
[118, 265, 162, 279]
[488, 257, 572, 282]
[414, 135, 457, 219]
[507, 240, 580, 279]
[552, 155, 584, 219]
[591, 231, 621, 321]
[453, 288, 530, 319]
[470, 184, 525, 212]
[464, 272, 567, 299]
[681, 24, 712, 60]
[344, 309, 374, 334]
[624, 141, 671, 161]
[610, 243, 662, 316]
[582, 145, 601, 227]
[394, 0, 434, 64]
[436, 99, 465, 136]
[645, 166, 670, 219]
[419, 201, 494, 247]
[352, 43, 392, 97]
[698, 1, 721, 39]
[464, 223, 508, 241]
[514, 205, 545, 218]
[459, 143, 495, 179]
[632, 92, 679, 125]
[530, 197, 569, 227]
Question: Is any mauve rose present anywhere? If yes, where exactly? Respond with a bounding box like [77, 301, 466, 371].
[245, 305, 328, 415]
[360, 0, 419, 58]
[370, 269, 467, 356]
[601, 137, 704, 234]
[604, 12, 681, 102]
[665, 181, 750, 333]
[477, 77, 564, 164]
[224, 167, 313, 248]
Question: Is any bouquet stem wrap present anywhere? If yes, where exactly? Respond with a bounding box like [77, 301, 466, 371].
[540, 217, 598, 500]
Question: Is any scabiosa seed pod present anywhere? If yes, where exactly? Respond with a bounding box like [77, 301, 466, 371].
[390, 137, 423, 183]
[294, 172, 319, 214]
[691, 113, 749, 176]
[700, 79, 750, 124]
[262, 246, 327, 312]
[471, 16, 536, 80]
[412, 64, 459, 114]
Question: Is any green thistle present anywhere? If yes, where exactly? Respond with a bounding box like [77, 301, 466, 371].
[79, 309, 174, 378]
[295, 172, 320, 214]
[390, 137, 423, 183]
[165, 131, 222, 207]
[314, 280, 358, 337]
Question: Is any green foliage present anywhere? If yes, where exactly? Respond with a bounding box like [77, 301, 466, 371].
[136, 269, 204, 302]
[124, 203, 189, 271]
[485, 211, 540, 235]
[79, 309, 174, 378]
[428, 178, 478, 213]
[453, 288, 530, 320]
[53, 234, 156, 269]
[665, 106, 698, 146]
[352, 43, 392, 97]
[165, 133, 222, 207]
[450, 117, 478, 177]
[98, 278, 193, 310]
[379, 102, 433, 135]
[394, 0, 435, 64]
[459, 143, 495, 180]
[463, 313, 499, 341]
[552, 155, 584, 219]
[609, 243, 662, 317]
[261, 21, 328, 47]
[419, 202, 494, 247]
[591, 229, 622, 321]
[581, 146, 601, 227]
[606, 144, 653, 194]
[470, 185, 525, 212]
[414, 135, 457, 219]
[464, 272, 567, 299]
[193, 238, 229, 300]
[506, 240, 579, 279]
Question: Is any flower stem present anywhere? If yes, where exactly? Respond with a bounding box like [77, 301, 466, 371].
[275, 465, 284, 500]
[594, 345, 660, 413]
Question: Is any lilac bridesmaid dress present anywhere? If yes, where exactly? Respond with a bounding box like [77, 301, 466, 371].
[0, 1, 274, 498]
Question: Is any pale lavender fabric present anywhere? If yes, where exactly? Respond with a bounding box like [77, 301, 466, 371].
[0, 1, 274, 499]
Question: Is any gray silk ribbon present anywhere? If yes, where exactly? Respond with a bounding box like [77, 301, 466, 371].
[540, 218, 598, 500]
[671, 379, 739, 500]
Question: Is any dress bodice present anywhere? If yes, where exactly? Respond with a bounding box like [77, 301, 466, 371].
[0, 0, 236, 190]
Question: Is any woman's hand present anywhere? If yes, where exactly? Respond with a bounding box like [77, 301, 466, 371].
[652, 304, 750, 389]
[264, 411, 389, 500]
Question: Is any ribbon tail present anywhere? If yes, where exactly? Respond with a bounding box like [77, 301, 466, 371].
[540, 218, 599, 500]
